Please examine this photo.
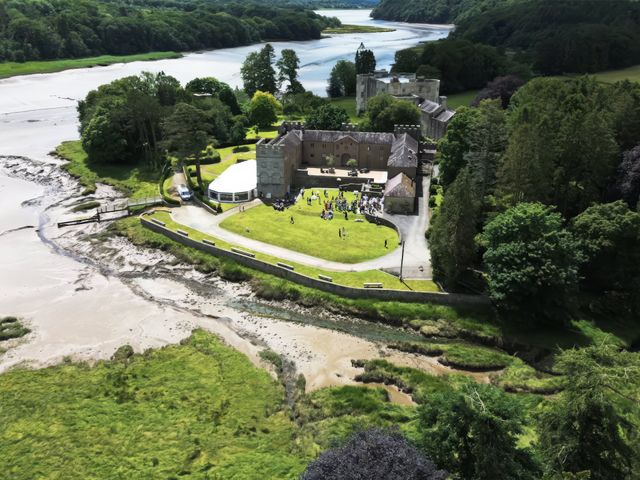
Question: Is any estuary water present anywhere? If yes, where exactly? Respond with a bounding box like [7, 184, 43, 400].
[0, 10, 457, 388]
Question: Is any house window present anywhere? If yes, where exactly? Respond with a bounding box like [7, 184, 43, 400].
[311, 143, 315, 148]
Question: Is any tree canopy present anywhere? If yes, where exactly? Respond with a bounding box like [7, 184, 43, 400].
[478, 202, 583, 317]
[0, 0, 338, 63]
[305, 104, 349, 130]
[327, 60, 356, 97]
[363, 93, 420, 132]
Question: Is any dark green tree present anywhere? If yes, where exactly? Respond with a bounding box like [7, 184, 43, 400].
[571, 201, 640, 296]
[429, 168, 480, 288]
[327, 60, 356, 97]
[276, 49, 304, 94]
[185, 77, 241, 115]
[478, 202, 583, 317]
[418, 383, 540, 480]
[161, 103, 213, 192]
[497, 77, 620, 217]
[437, 106, 481, 188]
[355, 43, 376, 74]
[305, 104, 349, 130]
[364, 93, 420, 132]
[537, 343, 639, 480]
[241, 44, 277, 97]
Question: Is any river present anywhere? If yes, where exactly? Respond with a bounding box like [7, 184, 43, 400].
[0, 10, 459, 391]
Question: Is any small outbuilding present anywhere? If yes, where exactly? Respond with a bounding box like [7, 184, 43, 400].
[208, 159, 257, 203]
[384, 173, 416, 214]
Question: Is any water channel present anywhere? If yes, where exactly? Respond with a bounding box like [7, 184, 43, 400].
[0, 10, 457, 392]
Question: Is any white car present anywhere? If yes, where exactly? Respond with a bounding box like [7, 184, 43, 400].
[177, 184, 192, 201]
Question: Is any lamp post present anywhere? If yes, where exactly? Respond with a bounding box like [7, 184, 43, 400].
[399, 240, 405, 281]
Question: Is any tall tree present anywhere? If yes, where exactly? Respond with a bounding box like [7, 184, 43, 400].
[497, 77, 620, 217]
[437, 106, 482, 188]
[326, 60, 356, 97]
[305, 104, 349, 130]
[571, 201, 640, 297]
[302, 428, 448, 480]
[364, 93, 420, 132]
[418, 383, 540, 480]
[537, 343, 639, 480]
[355, 42, 376, 74]
[429, 168, 481, 288]
[276, 49, 304, 94]
[161, 103, 213, 192]
[612, 145, 640, 209]
[185, 77, 241, 115]
[241, 44, 277, 97]
[478, 202, 583, 317]
[249, 91, 281, 129]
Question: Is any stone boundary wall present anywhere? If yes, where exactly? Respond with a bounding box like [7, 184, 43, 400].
[363, 212, 402, 244]
[141, 216, 489, 307]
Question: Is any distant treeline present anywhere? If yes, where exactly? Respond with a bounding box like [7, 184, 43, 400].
[378, 0, 640, 77]
[0, 0, 339, 62]
[371, 0, 516, 24]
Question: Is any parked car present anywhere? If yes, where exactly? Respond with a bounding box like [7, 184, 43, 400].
[360, 167, 370, 173]
[177, 184, 192, 201]
[348, 169, 358, 177]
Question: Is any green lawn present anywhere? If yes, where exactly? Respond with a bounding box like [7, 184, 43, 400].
[323, 25, 395, 34]
[446, 90, 479, 110]
[146, 210, 438, 292]
[219, 189, 398, 263]
[56, 141, 159, 198]
[0, 52, 181, 79]
[186, 144, 257, 186]
[588, 64, 640, 83]
[0, 330, 311, 479]
[328, 97, 360, 124]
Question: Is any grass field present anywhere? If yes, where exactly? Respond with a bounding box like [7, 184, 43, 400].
[145, 210, 438, 291]
[0, 52, 181, 79]
[585, 64, 640, 83]
[220, 189, 398, 263]
[0, 330, 311, 479]
[56, 141, 159, 198]
[446, 90, 478, 109]
[323, 25, 395, 34]
[328, 97, 360, 124]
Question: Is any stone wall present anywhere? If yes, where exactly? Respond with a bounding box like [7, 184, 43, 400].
[141, 216, 489, 307]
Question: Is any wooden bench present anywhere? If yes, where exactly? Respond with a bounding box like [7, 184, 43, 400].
[363, 282, 383, 289]
[151, 218, 166, 227]
[277, 262, 294, 271]
[202, 239, 215, 246]
[176, 229, 189, 237]
[318, 275, 333, 283]
[231, 248, 255, 258]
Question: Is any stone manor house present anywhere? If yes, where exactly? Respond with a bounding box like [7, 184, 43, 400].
[256, 123, 423, 214]
[356, 70, 456, 140]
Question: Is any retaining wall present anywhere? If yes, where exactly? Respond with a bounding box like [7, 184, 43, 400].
[141, 216, 489, 307]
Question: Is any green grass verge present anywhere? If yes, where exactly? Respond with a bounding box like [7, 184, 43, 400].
[144, 210, 438, 292]
[219, 189, 398, 263]
[0, 52, 182, 79]
[56, 141, 159, 198]
[296, 385, 416, 447]
[0, 317, 30, 341]
[323, 25, 395, 34]
[0, 330, 311, 479]
[390, 340, 513, 371]
[185, 144, 256, 186]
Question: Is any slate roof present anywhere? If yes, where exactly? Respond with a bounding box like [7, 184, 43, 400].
[385, 173, 415, 198]
[388, 133, 418, 168]
[302, 130, 396, 146]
